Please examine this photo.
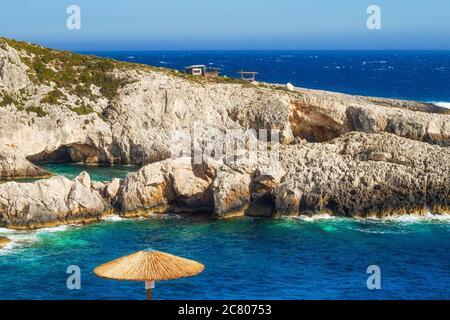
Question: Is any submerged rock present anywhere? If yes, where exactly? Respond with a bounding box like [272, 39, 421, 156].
[0, 236, 10, 248]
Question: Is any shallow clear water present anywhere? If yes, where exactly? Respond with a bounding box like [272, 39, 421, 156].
[0, 163, 136, 184]
[40, 163, 136, 182]
[1, 52, 449, 300]
[1, 216, 449, 300]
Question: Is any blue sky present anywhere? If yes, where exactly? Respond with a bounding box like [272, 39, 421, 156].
[1, 0, 450, 50]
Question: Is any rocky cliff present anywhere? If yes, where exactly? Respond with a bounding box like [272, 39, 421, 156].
[0, 37, 449, 229]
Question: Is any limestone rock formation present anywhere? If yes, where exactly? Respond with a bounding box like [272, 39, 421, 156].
[0, 38, 449, 228]
[1, 37, 448, 178]
[0, 172, 111, 229]
[212, 166, 252, 218]
[115, 157, 213, 217]
[274, 132, 450, 217]
[0, 152, 50, 179]
[0, 41, 30, 92]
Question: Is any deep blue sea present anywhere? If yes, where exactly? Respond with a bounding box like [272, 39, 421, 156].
[1, 216, 449, 300]
[0, 51, 449, 300]
[88, 50, 450, 103]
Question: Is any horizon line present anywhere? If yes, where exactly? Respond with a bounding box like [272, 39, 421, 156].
[4, 37, 450, 53]
[76, 49, 450, 52]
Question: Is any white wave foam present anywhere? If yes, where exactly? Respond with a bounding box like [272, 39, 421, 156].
[344, 226, 405, 235]
[0, 224, 74, 254]
[433, 102, 450, 109]
[0, 232, 40, 254]
[354, 212, 450, 224]
[102, 215, 125, 222]
[384, 213, 450, 223]
[285, 212, 450, 224]
[35, 225, 70, 234]
[295, 214, 336, 222]
[0, 227, 16, 235]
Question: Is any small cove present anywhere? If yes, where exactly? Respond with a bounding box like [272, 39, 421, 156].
[0, 163, 137, 184]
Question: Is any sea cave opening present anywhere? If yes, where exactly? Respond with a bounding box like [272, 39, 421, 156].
[26, 143, 104, 165]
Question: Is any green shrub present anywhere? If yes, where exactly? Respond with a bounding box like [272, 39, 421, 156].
[27, 106, 48, 117]
[2, 37, 126, 101]
[0, 94, 17, 107]
[40, 89, 64, 104]
[71, 104, 94, 115]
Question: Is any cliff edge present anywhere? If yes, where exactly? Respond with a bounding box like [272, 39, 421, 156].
[0, 37, 449, 228]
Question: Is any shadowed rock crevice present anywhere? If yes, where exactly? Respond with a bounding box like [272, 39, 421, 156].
[27, 143, 106, 164]
[290, 101, 348, 142]
[247, 194, 276, 217]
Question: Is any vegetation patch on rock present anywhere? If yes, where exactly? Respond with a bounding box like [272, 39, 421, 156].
[2, 37, 129, 102]
[70, 104, 94, 115]
[26, 105, 48, 117]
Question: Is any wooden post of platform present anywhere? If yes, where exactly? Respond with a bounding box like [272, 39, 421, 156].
[238, 70, 258, 81]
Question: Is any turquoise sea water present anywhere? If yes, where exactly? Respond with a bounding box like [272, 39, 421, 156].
[1, 51, 449, 300]
[0, 164, 136, 184]
[1, 216, 449, 300]
[39, 163, 136, 181]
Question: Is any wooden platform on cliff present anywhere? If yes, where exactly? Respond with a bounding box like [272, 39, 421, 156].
[238, 70, 259, 81]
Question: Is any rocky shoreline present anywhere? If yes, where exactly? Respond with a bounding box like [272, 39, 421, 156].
[0, 37, 449, 231]
[1, 130, 448, 231]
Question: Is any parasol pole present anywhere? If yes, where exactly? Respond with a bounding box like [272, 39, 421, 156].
[145, 280, 155, 300]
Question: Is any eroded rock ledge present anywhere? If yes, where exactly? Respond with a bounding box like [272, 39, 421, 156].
[0, 152, 50, 180]
[0, 172, 111, 229]
[0, 38, 449, 180]
[0, 132, 448, 230]
[112, 132, 449, 220]
[0, 38, 449, 229]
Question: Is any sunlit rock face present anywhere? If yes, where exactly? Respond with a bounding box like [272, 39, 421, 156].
[0, 172, 111, 230]
[0, 38, 449, 227]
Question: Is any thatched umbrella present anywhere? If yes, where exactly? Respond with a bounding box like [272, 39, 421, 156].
[94, 249, 204, 300]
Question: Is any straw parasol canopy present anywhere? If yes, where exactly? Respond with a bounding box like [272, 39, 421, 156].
[94, 249, 204, 299]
